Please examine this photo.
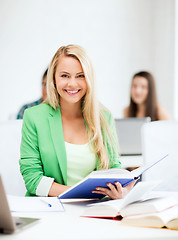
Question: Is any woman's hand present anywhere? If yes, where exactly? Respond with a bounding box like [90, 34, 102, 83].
[48, 182, 71, 197]
[92, 180, 138, 200]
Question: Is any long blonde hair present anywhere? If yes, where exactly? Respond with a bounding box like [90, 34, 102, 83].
[46, 44, 118, 169]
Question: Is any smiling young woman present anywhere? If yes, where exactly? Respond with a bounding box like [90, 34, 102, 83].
[19, 44, 136, 199]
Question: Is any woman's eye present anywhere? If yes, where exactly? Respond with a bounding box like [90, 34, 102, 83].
[132, 84, 137, 89]
[142, 87, 147, 90]
[77, 74, 85, 78]
[61, 74, 69, 78]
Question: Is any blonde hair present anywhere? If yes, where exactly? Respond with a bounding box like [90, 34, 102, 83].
[46, 44, 118, 169]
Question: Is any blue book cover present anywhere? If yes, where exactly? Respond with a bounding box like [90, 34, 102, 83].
[58, 154, 168, 199]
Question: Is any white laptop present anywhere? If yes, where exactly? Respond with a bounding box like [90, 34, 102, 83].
[0, 176, 39, 234]
[115, 117, 151, 156]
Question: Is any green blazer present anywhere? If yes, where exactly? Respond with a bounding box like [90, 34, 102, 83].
[19, 103, 121, 196]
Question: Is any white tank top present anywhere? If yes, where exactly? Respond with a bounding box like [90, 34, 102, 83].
[65, 141, 97, 186]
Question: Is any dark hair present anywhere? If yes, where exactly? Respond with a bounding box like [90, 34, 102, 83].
[42, 68, 48, 80]
[42, 68, 48, 86]
[128, 71, 158, 121]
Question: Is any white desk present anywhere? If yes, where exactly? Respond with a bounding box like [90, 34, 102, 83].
[1, 194, 178, 240]
[120, 155, 143, 169]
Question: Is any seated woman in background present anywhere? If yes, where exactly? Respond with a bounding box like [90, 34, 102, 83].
[124, 71, 171, 121]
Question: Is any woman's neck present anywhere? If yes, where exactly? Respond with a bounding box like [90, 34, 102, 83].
[60, 101, 83, 119]
[136, 103, 146, 117]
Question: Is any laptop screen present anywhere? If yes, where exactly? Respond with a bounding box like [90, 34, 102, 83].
[115, 117, 151, 156]
[0, 176, 39, 234]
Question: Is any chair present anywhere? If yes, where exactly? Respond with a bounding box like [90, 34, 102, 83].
[141, 120, 178, 191]
[0, 120, 26, 196]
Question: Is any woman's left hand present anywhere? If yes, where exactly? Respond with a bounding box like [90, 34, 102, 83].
[92, 180, 138, 200]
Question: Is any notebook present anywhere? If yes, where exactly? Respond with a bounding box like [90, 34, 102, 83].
[115, 117, 151, 156]
[0, 176, 39, 234]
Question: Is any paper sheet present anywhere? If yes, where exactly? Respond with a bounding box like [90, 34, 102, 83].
[7, 195, 65, 212]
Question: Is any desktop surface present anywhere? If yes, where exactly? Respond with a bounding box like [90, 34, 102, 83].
[1, 193, 178, 240]
[119, 155, 143, 170]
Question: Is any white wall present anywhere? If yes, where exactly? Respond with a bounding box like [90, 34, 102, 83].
[174, 0, 178, 119]
[151, 0, 175, 118]
[0, 0, 176, 120]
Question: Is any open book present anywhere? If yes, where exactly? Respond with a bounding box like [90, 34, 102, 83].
[119, 197, 177, 217]
[81, 181, 162, 218]
[58, 154, 168, 199]
[120, 206, 178, 230]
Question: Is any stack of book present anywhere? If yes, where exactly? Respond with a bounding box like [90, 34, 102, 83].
[119, 197, 178, 230]
[81, 193, 178, 230]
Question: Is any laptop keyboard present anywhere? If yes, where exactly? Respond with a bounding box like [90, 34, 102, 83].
[13, 217, 24, 227]
[13, 216, 39, 229]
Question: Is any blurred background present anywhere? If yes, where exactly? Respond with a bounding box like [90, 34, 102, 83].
[0, 0, 177, 120]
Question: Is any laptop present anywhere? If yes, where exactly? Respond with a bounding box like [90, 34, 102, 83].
[0, 176, 39, 234]
[115, 117, 151, 156]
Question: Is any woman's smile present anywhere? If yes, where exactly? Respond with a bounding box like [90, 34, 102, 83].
[64, 89, 81, 95]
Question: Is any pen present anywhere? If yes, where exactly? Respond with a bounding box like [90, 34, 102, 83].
[40, 199, 52, 207]
[58, 199, 65, 211]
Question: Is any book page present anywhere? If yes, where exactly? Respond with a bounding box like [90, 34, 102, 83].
[166, 218, 178, 230]
[88, 181, 159, 210]
[120, 197, 178, 217]
[122, 206, 178, 228]
[89, 168, 130, 178]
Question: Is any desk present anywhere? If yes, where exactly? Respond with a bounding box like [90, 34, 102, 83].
[1, 193, 178, 240]
[120, 155, 143, 169]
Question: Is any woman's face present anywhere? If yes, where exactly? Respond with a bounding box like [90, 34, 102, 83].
[55, 56, 87, 106]
[131, 76, 149, 105]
